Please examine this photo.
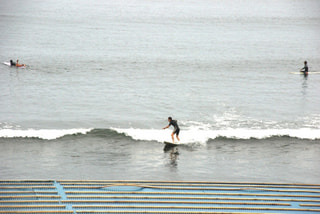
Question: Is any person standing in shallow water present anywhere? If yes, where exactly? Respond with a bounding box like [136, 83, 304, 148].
[300, 61, 308, 77]
[163, 117, 180, 143]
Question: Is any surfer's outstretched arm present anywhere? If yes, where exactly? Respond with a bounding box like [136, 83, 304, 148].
[163, 125, 170, 129]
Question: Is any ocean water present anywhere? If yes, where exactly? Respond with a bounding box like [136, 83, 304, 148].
[0, 0, 320, 183]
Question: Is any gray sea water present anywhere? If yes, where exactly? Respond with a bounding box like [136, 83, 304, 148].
[0, 0, 320, 183]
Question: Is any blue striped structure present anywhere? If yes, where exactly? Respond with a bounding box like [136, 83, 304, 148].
[0, 180, 320, 213]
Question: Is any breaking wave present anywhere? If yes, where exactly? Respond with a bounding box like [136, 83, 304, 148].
[114, 127, 320, 143]
[0, 128, 92, 140]
[0, 127, 319, 142]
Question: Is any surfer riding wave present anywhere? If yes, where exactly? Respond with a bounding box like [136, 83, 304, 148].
[163, 117, 180, 143]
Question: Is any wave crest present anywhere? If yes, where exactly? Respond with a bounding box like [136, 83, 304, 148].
[114, 128, 320, 143]
[0, 128, 92, 140]
[0, 127, 319, 142]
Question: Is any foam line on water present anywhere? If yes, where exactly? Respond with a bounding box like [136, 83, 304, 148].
[113, 128, 320, 143]
[0, 128, 92, 140]
[1, 127, 319, 141]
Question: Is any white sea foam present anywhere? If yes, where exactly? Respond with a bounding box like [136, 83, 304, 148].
[1, 127, 319, 142]
[113, 127, 320, 143]
[0, 128, 92, 140]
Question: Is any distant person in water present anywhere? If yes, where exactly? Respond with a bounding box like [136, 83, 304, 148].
[10, 60, 16, 66]
[15, 59, 25, 67]
[163, 117, 180, 143]
[300, 61, 308, 76]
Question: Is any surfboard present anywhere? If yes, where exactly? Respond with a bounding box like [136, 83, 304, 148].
[290, 71, 320, 74]
[163, 141, 180, 152]
[164, 141, 179, 147]
[3, 62, 11, 66]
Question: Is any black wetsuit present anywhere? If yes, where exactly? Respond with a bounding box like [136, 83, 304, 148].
[169, 120, 180, 135]
[303, 65, 308, 72]
[302, 64, 308, 76]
